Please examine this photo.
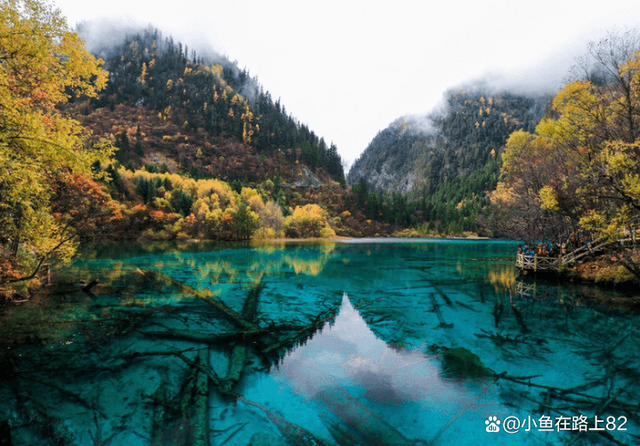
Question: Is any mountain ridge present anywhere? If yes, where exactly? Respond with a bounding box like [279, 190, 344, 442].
[74, 24, 345, 186]
[348, 88, 550, 196]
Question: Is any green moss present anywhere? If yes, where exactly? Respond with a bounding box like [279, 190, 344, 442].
[613, 265, 634, 284]
[442, 347, 492, 379]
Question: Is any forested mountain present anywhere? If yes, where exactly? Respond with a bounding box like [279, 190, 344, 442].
[346, 88, 549, 233]
[1, 13, 363, 290]
[29, 24, 367, 247]
[76, 25, 345, 184]
[348, 88, 547, 194]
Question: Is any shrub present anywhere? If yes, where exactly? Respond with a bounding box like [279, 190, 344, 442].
[284, 204, 334, 238]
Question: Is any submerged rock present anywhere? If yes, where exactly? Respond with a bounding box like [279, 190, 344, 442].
[248, 433, 287, 446]
[441, 347, 491, 379]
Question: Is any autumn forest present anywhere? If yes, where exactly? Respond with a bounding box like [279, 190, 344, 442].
[2, 0, 640, 292]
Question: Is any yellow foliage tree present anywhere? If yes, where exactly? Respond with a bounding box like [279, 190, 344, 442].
[284, 204, 335, 238]
[493, 32, 640, 278]
[0, 0, 111, 283]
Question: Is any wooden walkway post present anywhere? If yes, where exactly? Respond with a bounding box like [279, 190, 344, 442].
[516, 236, 634, 272]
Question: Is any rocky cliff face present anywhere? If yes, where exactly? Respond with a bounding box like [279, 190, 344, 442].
[347, 89, 549, 197]
[347, 118, 431, 194]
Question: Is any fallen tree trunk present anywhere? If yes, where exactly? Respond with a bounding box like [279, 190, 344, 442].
[492, 300, 504, 328]
[192, 347, 210, 446]
[241, 275, 264, 321]
[239, 396, 334, 446]
[151, 386, 166, 446]
[433, 285, 452, 305]
[171, 349, 241, 400]
[141, 324, 306, 345]
[82, 279, 100, 293]
[167, 348, 211, 446]
[510, 296, 528, 332]
[222, 343, 247, 396]
[603, 328, 635, 357]
[497, 373, 606, 401]
[315, 385, 413, 446]
[222, 276, 264, 394]
[137, 269, 259, 331]
[325, 421, 365, 446]
[428, 292, 453, 329]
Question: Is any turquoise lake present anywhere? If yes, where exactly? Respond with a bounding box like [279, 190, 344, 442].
[1, 239, 639, 445]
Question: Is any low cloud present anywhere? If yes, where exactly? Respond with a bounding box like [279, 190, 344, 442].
[75, 17, 145, 60]
[75, 17, 261, 104]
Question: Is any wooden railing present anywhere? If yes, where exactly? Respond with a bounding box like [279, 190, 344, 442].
[515, 237, 634, 272]
[516, 252, 560, 271]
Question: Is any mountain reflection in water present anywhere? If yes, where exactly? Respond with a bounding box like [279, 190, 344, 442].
[254, 293, 493, 446]
[2, 240, 639, 446]
[274, 294, 447, 406]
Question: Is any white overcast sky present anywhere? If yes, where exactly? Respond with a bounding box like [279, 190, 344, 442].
[54, 0, 640, 168]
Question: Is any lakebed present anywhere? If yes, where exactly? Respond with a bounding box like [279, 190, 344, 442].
[0, 239, 638, 446]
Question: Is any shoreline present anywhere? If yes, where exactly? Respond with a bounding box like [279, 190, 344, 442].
[251, 235, 493, 244]
[519, 255, 640, 294]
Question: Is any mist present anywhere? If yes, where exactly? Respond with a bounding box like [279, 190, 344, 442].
[76, 18, 219, 62]
[74, 18, 262, 104]
[54, 0, 640, 165]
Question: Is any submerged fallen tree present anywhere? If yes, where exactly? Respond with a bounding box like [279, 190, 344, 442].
[7, 261, 637, 446]
[316, 385, 416, 446]
[136, 268, 261, 331]
[134, 270, 343, 443]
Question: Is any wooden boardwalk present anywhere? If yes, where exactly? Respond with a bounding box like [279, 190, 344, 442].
[515, 237, 633, 272]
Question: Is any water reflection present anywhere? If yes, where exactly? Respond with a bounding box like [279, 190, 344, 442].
[64, 241, 339, 288]
[261, 294, 495, 445]
[487, 266, 518, 293]
[275, 294, 447, 404]
[513, 275, 639, 314]
[2, 240, 639, 446]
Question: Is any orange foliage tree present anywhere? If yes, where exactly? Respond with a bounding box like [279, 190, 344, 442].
[0, 0, 111, 284]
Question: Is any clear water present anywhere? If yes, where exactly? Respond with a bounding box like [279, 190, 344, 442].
[1, 239, 638, 445]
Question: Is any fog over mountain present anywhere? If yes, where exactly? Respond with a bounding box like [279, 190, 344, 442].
[347, 85, 549, 195]
[77, 19, 264, 105]
[346, 26, 640, 197]
[55, 0, 640, 167]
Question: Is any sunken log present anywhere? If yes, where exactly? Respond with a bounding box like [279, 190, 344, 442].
[141, 324, 306, 345]
[192, 347, 210, 446]
[222, 276, 264, 394]
[151, 387, 166, 446]
[137, 269, 259, 331]
[81, 279, 100, 293]
[315, 385, 414, 446]
[239, 397, 334, 446]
